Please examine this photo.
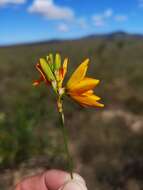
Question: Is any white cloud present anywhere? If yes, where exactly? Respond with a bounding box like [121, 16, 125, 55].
[92, 8, 113, 27]
[28, 0, 74, 21]
[57, 23, 69, 32]
[92, 9, 129, 27]
[0, 0, 25, 6]
[114, 15, 128, 22]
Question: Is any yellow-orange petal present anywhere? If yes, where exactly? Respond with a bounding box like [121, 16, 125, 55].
[36, 63, 47, 81]
[33, 81, 40, 86]
[82, 90, 101, 100]
[67, 77, 99, 94]
[59, 58, 68, 81]
[62, 58, 68, 80]
[82, 90, 94, 95]
[67, 58, 89, 89]
[69, 93, 104, 108]
[58, 58, 68, 87]
[32, 78, 43, 86]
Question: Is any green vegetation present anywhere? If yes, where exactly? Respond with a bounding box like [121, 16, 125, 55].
[0, 33, 143, 189]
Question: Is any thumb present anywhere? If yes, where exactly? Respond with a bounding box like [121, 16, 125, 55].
[58, 174, 88, 190]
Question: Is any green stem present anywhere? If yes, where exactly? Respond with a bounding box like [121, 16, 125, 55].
[58, 98, 73, 179]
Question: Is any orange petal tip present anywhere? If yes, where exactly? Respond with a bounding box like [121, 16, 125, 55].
[98, 103, 104, 107]
[32, 81, 39, 86]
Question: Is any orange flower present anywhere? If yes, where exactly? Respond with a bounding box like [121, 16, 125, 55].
[33, 54, 104, 108]
[66, 59, 104, 107]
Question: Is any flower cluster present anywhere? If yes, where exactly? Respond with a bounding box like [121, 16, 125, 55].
[33, 53, 104, 108]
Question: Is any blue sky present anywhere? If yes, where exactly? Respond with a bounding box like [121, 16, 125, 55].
[0, 0, 143, 45]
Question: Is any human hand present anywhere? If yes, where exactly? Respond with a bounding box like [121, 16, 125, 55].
[15, 169, 88, 190]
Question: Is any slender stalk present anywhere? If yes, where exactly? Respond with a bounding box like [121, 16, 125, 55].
[58, 97, 73, 179]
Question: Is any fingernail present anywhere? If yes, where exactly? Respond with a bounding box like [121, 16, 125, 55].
[72, 173, 86, 186]
[65, 173, 86, 186]
[58, 179, 88, 190]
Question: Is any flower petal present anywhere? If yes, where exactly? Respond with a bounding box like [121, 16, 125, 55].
[62, 58, 68, 80]
[67, 58, 89, 89]
[58, 58, 68, 87]
[32, 78, 43, 86]
[36, 63, 47, 81]
[67, 77, 99, 94]
[34, 63, 51, 86]
[60, 58, 68, 81]
[82, 90, 101, 100]
[70, 93, 104, 108]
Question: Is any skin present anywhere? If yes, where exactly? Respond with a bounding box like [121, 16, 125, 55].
[15, 170, 88, 190]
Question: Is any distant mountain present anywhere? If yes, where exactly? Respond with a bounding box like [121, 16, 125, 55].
[84, 31, 143, 40]
[1, 31, 143, 48]
[106, 31, 129, 38]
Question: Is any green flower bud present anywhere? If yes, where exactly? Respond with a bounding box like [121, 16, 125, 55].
[40, 58, 55, 81]
[55, 53, 61, 70]
[47, 54, 54, 71]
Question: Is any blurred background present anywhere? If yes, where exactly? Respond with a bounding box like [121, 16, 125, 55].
[0, 0, 143, 189]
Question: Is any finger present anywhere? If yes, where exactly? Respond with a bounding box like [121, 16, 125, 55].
[15, 173, 48, 190]
[44, 170, 87, 190]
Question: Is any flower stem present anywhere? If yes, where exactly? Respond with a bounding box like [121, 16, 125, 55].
[58, 97, 73, 179]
